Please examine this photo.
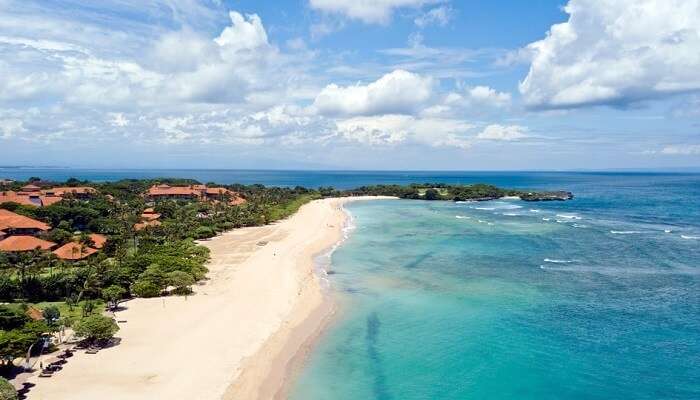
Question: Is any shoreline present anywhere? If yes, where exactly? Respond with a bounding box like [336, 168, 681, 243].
[24, 196, 393, 400]
[221, 196, 392, 400]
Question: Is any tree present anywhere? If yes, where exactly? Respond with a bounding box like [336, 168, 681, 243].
[0, 306, 27, 331]
[73, 315, 118, 342]
[166, 271, 195, 295]
[0, 377, 17, 400]
[102, 285, 127, 310]
[424, 188, 440, 200]
[131, 280, 160, 298]
[42, 306, 60, 325]
[0, 320, 49, 363]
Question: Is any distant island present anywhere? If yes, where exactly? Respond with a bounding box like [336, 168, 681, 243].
[333, 183, 573, 202]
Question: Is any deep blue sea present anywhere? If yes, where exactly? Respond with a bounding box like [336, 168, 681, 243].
[2, 168, 699, 398]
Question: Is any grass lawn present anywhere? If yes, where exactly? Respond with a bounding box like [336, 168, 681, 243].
[5, 300, 107, 326]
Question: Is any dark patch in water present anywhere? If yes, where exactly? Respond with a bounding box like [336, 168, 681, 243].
[366, 312, 392, 400]
[402, 252, 434, 269]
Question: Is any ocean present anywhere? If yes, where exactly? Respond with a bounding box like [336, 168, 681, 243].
[290, 173, 700, 400]
[2, 168, 699, 398]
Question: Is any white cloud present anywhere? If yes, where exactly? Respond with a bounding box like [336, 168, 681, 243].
[313, 69, 434, 116]
[108, 113, 129, 127]
[0, 118, 26, 138]
[335, 114, 473, 148]
[475, 124, 528, 141]
[414, 5, 453, 28]
[660, 144, 700, 155]
[421, 86, 511, 118]
[466, 86, 511, 108]
[520, 0, 700, 109]
[214, 12, 269, 52]
[309, 0, 441, 24]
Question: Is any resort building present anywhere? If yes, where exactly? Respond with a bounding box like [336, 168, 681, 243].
[87, 233, 108, 249]
[145, 184, 245, 205]
[52, 242, 99, 261]
[0, 209, 51, 238]
[41, 186, 96, 199]
[0, 186, 96, 207]
[0, 235, 56, 252]
[134, 208, 162, 231]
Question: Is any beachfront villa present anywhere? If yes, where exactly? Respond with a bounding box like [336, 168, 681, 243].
[145, 184, 246, 205]
[52, 242, 99, 261]
[0, 185, 97, 207]
[0, 209, 104, 259]
[0, 209, 51, 239]
[134, 208, 162, 231]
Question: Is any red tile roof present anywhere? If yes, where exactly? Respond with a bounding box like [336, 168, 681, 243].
[0, 190, 66, 207]
[0, 209, 50, 231]
[0, 191, 41, 207]
[141, 212, 161, 221]
[41, 187, 96, 196]
[145, 184, 245, 204]
[26, 306, 44, 321]
[52, 242, 98, 260]
[0, 235, 56, 252]
[21, 184, 41, 192]
[88, 233, 107, 249]
[134, 220, 161, 231]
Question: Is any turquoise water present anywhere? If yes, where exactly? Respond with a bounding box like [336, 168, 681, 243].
[291, 176, 700, 399]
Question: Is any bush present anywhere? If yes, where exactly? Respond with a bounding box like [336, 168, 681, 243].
[102, 285, 127, 310]
[0, 377, 17, 400]
[194, 226, 215, 239]
[73, 314, 119, 342]
[424, 188, 440, 200]
[166, 271, 195, 295]
[42, 306, 60, 324]
[0, 277, 20, 302]
[131, 280, 161, 298]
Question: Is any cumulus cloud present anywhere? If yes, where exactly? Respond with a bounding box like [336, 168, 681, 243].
[335, 115, 473, 148]
[414, 5, 453, 27]
[475, 124, 528, 141]
[313, 69, 434, 116]
[466, 86, 511, 108]
[520, 0, 700, 109]
[215, 12, 269, 52]
[309, 0, 441, 24]
[0, 118, 26, 138]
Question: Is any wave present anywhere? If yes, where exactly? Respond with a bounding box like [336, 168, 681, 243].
[681, 235, 700, 240]
[474, 207, 495, 210]
[542, 217, 552, 221]
[610, 230, 644, 234]
[664, 229, 672, 233]
[556, 213, 581, 220]
[502, 212, 519, 216]
[455, 215, 470, 219]
[529, 209, 540, 213]
[543, 258, 575, 264]
[573, 224, 587, 228]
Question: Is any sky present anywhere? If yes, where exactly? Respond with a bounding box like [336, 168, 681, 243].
[0, 0, 699, 170]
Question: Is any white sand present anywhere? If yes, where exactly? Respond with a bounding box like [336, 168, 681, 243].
[26, 197, 391, 400]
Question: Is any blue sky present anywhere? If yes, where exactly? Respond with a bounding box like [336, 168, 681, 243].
[0, 0, 699, 170]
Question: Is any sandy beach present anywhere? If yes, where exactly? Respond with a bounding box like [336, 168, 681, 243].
[26, 196, 390, 400]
